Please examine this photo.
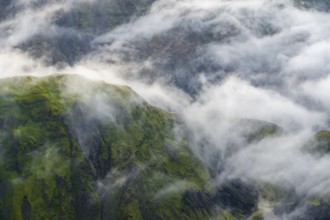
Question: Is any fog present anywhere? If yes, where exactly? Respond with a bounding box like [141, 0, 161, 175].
[1, 0, 330, 218]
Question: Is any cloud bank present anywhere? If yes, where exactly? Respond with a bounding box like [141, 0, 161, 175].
[2, 0, 330, 218]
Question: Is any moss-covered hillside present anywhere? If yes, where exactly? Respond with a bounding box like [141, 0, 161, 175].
[2, 74, 326, 220]
[0, 74, 217, 219]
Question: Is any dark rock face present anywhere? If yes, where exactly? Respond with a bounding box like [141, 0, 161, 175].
[301, 202, 330, 220]
[213, 180, 259, 216]
[55, 0, 156, 35]
[19, 33, 93, 66]
[68, 102, 113, 179]
[13, 0, 156, 67]
[22, 196, 31, 220]
[0, 0, 12, 20]
[294, 0, 330, 11]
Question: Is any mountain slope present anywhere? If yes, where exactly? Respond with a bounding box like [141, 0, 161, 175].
[0, 74, 211, 219]
[1, 74, 328, 219]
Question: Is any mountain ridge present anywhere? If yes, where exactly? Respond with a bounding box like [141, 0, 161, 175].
[0, 74, 213, 219]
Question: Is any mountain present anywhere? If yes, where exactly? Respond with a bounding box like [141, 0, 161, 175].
[0, 75, 329, 220]
[2, 1, 330, 219]
[0, 74, 300, 220]
[0, 74, 211, 219]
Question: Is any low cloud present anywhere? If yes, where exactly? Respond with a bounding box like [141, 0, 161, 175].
[1, 0, 330, 218]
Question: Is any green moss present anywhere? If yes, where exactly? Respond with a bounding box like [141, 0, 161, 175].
[305, 131, 330, 154]
[214, 211, 237, 220]
[247, 210, 263, 220]
[122, 200, 144, 220]
[0, 74, 215, 219]
[307, 200, 321, 207]
[316, 131, 330, 142]
[0, 75, 101, 219]
[260, 183, 293, 205]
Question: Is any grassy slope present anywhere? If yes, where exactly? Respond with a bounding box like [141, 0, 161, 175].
[0, 75, 101, 219]
[0, 74, 211, 220]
